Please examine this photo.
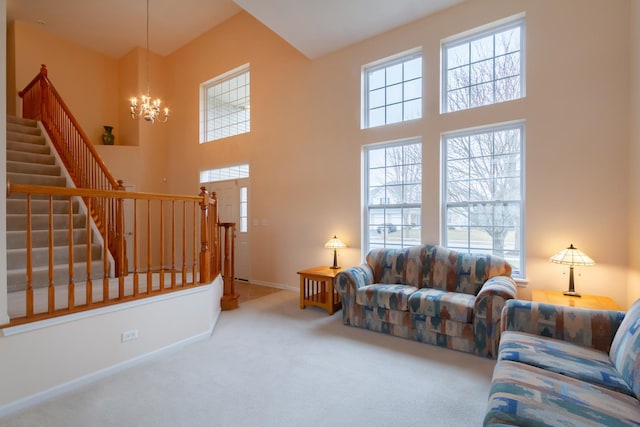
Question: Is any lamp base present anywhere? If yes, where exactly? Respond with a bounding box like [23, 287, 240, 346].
[330, 265, 341, 270]
[563, 290, 582, 298]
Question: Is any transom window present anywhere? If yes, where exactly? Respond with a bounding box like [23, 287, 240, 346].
[199, 164, 249, 183]
[442, 122, 525, 276]
[200, 64, 250, 143]
[362, 50, 422, 129]
[363, 139, 422, 252]
[442, 17, 525, 113]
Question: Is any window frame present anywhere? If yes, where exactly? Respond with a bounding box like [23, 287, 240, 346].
[441, 121, 525, 277]
[362, 48, 423, 129]
[441, 16, 525, 113]
[200, 63, 251, 143]
[363, 138, 422, 253]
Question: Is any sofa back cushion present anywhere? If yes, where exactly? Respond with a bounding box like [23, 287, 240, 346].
[366, 244, 512, 296]
[609, 298, 640, 397]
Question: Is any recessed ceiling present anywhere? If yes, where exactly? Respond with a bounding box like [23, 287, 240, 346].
[6, 0, 464, 59]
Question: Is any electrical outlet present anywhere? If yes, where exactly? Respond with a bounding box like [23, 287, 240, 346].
[121, 329, 138, 343]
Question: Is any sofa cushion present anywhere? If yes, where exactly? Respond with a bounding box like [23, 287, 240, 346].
[610, 298, 640, 398]
[408, 288, 474, 323]
[484, 360, 640, 427]
[355, 284, 417, 311]
[499, 331, 634, 397]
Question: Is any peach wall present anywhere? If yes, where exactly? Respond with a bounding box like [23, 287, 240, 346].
[629, 0, 640, 306]
[11, 21, 119, 146]
[165, 2, 633, 306]
[6, 1, 636, 308]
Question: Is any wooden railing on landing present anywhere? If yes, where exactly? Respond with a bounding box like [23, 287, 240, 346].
[3, 183, 237, 327]
[18, 64, 123, 274]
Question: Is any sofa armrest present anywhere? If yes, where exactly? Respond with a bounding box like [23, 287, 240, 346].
[334, 264, 374, 325]
[500, 299, 626, 353]
[334, 264, 374, 295]
[473, 276, 518, 358]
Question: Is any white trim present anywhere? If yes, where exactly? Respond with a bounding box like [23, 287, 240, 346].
[249, 279, 297, 293]
[2, 284, 215, 337]
[0, 323, 216, 419]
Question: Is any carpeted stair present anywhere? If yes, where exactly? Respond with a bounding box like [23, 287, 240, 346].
[6, 116, 107, 293]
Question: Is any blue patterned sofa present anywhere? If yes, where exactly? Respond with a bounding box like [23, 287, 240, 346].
[484, 298, 640, 426]
[333, 244, 517, 358]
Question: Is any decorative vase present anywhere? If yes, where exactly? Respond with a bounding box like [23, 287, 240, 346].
[102, 126, 115, 145]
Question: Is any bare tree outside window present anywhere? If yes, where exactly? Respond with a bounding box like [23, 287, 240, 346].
[365, 141, 422, 251]
[444, 124, 524, 274]
[443, 21, 524, 113]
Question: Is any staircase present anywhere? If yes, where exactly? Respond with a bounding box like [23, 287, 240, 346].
[6, 116, 106, 293]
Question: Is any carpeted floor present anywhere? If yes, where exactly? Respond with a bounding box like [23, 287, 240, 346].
[0, 289, 496, 427]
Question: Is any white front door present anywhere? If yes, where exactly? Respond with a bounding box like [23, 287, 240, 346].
[207, 179, 250, 281]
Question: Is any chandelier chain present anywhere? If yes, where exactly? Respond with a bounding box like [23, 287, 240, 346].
[129, 0, 169, 123]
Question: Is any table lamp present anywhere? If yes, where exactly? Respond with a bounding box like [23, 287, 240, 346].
[549, 243, 595, 297]
[324, 235, 346, 269]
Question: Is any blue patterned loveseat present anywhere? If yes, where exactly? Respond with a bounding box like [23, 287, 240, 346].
[484, 298, 640, 426]
[334, 244, 517, 358]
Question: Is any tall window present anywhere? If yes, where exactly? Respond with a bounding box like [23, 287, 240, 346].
[364, 139, 422, 251]
[362, 50, 422, 129]
[442, 122, 524, 276]
[239, 186, 248, 233]
[442, 17, 524, 113]
[200, 64, 250, 143]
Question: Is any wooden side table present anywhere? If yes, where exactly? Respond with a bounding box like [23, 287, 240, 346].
[531, 289, 622, 311]
[297, 266, 342, 315]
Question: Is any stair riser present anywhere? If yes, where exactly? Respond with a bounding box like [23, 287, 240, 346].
[6, 229, 88, 249]
[7, 116, 37, 127]
[8, 244, 103, 270]
[7, 262, 107, 292]
[8, 172, 67, 187]
[7, 131, 46, 145]
[7, 161, 61, 176]
[7, 199, 79, 215]
[7, 150, 56, 165]
[7, 122, 41, 135]
[7, 214, 87, 231]
[7, 139, 48, 154]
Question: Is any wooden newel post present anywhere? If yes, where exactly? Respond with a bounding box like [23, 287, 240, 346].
[199, 186, 212, 283]
[220, 223, 239, 311]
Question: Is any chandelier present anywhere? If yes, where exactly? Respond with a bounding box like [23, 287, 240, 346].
[129, 0, 169, 123]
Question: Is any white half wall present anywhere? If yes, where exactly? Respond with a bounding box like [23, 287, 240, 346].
[0, 277, 223, 415]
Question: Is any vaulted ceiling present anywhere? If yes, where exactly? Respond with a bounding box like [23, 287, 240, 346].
[7, 0, 463, 59]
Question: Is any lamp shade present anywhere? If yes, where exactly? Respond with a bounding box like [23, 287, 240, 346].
[324, 236, 346, 250]
[549, 244, 595, 266]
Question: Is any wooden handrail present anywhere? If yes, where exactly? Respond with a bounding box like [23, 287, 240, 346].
[18, 65, 122, 272]
[18, 65, 119, 189]
[9, 65, 239, 327]
[3, 182, 230, 327]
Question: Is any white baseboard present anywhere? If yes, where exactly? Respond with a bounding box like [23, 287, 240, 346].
[249, 279, 297, 293]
